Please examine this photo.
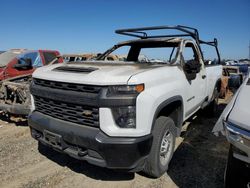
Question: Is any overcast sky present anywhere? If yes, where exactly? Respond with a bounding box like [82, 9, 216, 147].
[0, 0, 249, 59]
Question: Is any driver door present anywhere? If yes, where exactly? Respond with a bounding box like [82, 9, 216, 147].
[182, 42, 207, 117]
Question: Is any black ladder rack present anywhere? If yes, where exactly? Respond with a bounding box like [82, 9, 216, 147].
[115, 25, 220, 63]
[115, 25, 200, 40]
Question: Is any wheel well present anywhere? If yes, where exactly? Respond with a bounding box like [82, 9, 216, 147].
[156, 100, 183, 136]
[216, 79, 221, 92]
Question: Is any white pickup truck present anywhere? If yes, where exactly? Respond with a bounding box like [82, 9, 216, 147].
[28, 26, 222, 177]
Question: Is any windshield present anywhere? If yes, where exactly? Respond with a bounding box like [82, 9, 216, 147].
[98, 41, 180, 64]
[0, 51, 18, 67]
[17, 52, 43, 67]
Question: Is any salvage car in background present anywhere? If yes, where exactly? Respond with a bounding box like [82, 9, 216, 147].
[0, 49, 62, 80]
[63, 54, 96, 62]
[222, 66, 243, 94]
[0, 49, 62, 115]
[0, 49, 26, 79]
[213, 75, 250, 188]
[63, 53, 119, 62]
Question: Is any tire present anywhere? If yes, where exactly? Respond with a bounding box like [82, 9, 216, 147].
[204, 84, 219, 116]
[224, 145, 249, 188]
[143, 116, 176, 178]
[204, 99, 217, 116]
[38, 141, 49, 153]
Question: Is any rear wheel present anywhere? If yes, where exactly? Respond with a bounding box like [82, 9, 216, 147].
[204, 83, 220, 116]
[205, 99, 217, 115]
[143, 116, 176, 178]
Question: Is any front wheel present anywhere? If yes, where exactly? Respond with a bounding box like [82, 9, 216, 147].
[142, 116, 176, 178]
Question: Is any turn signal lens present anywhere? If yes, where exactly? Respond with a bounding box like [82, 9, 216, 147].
[108, 84, 145, 95]
[135, 84, 144, 93]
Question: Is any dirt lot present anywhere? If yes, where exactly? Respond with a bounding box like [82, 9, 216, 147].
[0, 104, 229, 188]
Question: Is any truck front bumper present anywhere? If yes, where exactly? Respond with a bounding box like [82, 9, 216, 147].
[29, 111, 152, 171]
[225, 121, 250, 164]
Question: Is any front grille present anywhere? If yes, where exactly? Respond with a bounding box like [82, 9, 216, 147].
[33, 78, 102, 93]
[34, 96, 99, 127]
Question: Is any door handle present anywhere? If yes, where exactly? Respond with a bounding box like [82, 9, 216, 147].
[202, 75, 206, 79]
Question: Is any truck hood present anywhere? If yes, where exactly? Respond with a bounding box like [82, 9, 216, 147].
[32, 61, 164, 85]
[228, 84, 250, 131]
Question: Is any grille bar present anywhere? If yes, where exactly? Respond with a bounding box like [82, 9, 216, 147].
[34, 96, 99, 127]
[33, 78, 102, 93]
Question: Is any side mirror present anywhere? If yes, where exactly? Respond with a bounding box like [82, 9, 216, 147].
[14, 58, 33, 70]
[204, 60, 211, 66]
[184, 60, 201, 80]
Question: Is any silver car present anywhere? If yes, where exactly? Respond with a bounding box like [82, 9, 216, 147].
[213, 74, 250, 187]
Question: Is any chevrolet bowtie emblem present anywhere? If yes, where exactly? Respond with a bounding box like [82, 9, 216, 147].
[82, 110, 92, 116]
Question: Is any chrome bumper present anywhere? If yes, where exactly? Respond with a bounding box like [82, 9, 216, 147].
[225, 121, 250, 164]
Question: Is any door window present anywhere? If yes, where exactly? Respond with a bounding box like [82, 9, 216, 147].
[43, 52, 58, 65]
[182, 43, 202, 80]
[182, 44, 199, 63]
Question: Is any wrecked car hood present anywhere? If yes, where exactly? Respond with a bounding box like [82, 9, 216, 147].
[227, 84, 250, 131]
[32, 61, 164, 85]
[213, 77, 250, 135]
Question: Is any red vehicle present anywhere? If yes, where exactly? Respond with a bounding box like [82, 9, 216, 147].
[0, 49, 62, 80]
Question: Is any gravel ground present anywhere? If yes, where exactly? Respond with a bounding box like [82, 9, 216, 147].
[0, 104, 229, 188]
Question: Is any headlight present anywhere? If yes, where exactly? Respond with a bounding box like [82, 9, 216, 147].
[112, 106, 136, 128]
[224, 121, 250, 146]
[108, 84, 144, 96]
[108, 84, 144, 128]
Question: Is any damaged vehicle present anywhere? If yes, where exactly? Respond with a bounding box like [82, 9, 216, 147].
[224, 66, 244, 89]
[63, 53, 120, 62]
[29, 26, 222, 177]
[62, 54, 96, 62]
[0, 50, 62, 115]
[0, 74, 32, 115]
[0, 49, 62, 80]
[213, 75, 250, 187]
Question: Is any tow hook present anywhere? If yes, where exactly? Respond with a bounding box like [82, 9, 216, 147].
[78, 150, 87, 157]
[31, 129, 42, 139]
